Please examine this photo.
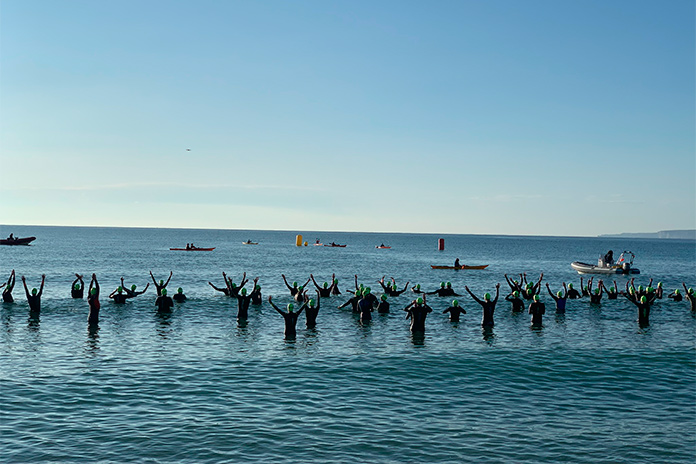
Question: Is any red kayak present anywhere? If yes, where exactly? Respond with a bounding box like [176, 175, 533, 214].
[324, 243, 346, 247]
[376, 246, 391, 249]
[0, 236, 36, 246]
[170, 247, 215, 251]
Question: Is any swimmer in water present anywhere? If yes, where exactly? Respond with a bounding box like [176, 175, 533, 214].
[403, 296, 433, 333]
[71, 274, 85, 298]
[625, 294, 651, 326]
[521, 273, 543, 300]
[504, 274, 523, 295]
[268, 296, 304, 339]
[411, 284, 423, 294]
[427, 282, 461, 297]
[87, 274, 100, 325]
[667, 289, 683, 302]
[655, 282, 664, 299]
[580, 277, 590, 298]
[155, 288, 174, 313]
[337, 291, 361, 313]
[377, 277, 410, 297]
[2, 269, 16, 303]
[376, 294, 390, 314]
[331, 277, 342, 295]
[528, 294, 545, 327]
[588, 279, 603, 304]
[504, 290, 525, 313]
[209, 272, 232, 296]
[226, 272, 249, 298]
[120, 277, 149, 298]
[304, 291, 321, 329]
[108, 286, 129, 304]
[173, 287, 186, 302]
[465, 283, 500, 328]
[282, 274, 310, 297]
[22, 274, 45, 313]
[235, 287, 254, 320]
[682, 284, 696, 312]
[546, 283, 568, 314]
[310, 274, 336, 297]
[566, 283, 581, 299]
[250, 284, 263, 305]
[150, 271, 173, 296]
[357, 288, 374, 323]
[443, 300, 466, 322]
[600, 280, 619, 300]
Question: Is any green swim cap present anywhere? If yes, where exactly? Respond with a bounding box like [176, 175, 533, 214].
[117, 286, 123, 293]
[583, 286, 588, 291]
[638, 285, 643, 291]
[568, 284, 573, 289]
[446, 282, 451, 287]
[675, 289, 680, 294]
[131, 285, 137, 291]
[440, 282, 445, 288]
[386, 282, 392, 288]
[484, 293, 491, 301]
[159, 280, 164, 286]
[640, 296, 647, 303]
[287, 303, 294, 312]
[381, 295, 387, 301]
[308, 299, 315, 307]
[647, 287, 653, 293]
[74, 284, 80, 290]
[452, 300, 458, 307]
[363, 288, 370, 296]
[629, 288, 635, 294]
[90, 288, 96, 296]
[513, 291, 519, 297]
[31, 288, 37, 296]
[298, 286, 304, 291]
[594, 289, 599, 295]
[334, 279, 338, 284]
[609, 287, 615, 292]
[162, 289, 167, 296]
[241, 288, 247, 295]
[293, 282, 297, 287]
[231, 283, 237, 288]
[657, 282, 662, 287]
[533, 295, 540, 301]
[323, 282, 328, 288]
[514, 280, 519, 284]
[689, 288, 694, 295]
[416, 284, 420, 290]
[177, 287, 183, 293]
[416, 297, 423, 304]
[557, 291, 562, 297]
[255, 285, 260, 290]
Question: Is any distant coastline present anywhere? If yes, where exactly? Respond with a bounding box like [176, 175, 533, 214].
[599, 230, 696, 240]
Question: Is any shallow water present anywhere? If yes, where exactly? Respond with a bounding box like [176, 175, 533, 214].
[1, 226, 694, 463]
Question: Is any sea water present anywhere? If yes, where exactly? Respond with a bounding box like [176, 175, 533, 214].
[0, 225, 694, 463]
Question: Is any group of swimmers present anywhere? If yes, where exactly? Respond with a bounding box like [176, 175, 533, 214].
[2, 269, 695, 337]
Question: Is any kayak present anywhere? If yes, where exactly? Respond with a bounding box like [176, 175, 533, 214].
[242, 241, 258, 245]
[0, 236, 36, 246]
[324, 244, 346, 247]
[570, 261, 640, 275]
[170, 247, 215, 251]
[376, 246, 391, 249]
[431, 264, 489, 270]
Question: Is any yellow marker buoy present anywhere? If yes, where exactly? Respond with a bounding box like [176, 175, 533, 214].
[296, 234, 303, 247]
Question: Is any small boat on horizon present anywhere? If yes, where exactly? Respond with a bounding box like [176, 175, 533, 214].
[242, 240, 258, 245]
[0, 235, 36, 246]
[170, 245, 215, 251]
[431, 264, 489, 270]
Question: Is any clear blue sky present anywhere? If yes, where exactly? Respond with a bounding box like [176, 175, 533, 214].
[1, 0, 694, 236]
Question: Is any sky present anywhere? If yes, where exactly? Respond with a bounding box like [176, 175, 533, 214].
[1, 0, 694, 236]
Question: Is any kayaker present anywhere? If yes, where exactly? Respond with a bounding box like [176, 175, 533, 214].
[268, 297, 304, 339]
[454, 258, 461, 268]
[2, 270, 15, 303]
[465, 284, 500, 328]
[403, 296, 433, 333]
[682, 284, 695, 312]
[173, 287, 186, 302]
[505, 290, 525, 312]
[443, 300, 466, 322]
[528, 294, 545, 327]
[71, 274, 85, 298]
[22, 274, 45, 314]
[87, 274, 100, 325]
[155, 288, 174, 313]
[150, 271, 173, 296]
[282, 274, 310, 297]
[546, 283, 568, 313]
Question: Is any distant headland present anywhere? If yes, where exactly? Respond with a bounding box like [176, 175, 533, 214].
[599, 230, 696, 240]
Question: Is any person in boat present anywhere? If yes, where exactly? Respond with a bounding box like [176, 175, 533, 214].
[403, 296, 433, 333]
[150, 271, 173, 296]
[155, 288, 174, 313]
[465, 283, 500, 328]
[87, 274, 100, 325]
[304, 291, 321, 329]
[282, 275, 310, 297]
[588, 279, 603, 304]
[71, 274, 85, 298]
[546, 283, 568, 314]
[682, 284, 695, 312]
[315, 239, 321, 245]
[2, 270, 15, 303]
[603, 250, 614, 266]
[22, 274, 45, 314]
[7, 233, 14, 241]
[310, 274, 336, 297]
[376, 294, 390, 313]
[566, 282, 581, 299]
[625, 294, 651, 326]
[173, 287, 186, 302]
[454, 258, 461, 268]
[109, 286, 129, 304]
[185, 243, 190, 250]
[120, 278, 149, 298]
[357, 288, 374, 323]
[667, 289, 683, 302]
[529, 294, 545, 327]
[600, 280, 619, 300]
[411, 284, 424, 294]
[505, 290, 525, 313]
[268, 297, 304, 339]
[443, 300, 466, 322]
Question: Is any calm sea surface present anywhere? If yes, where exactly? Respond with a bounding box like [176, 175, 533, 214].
[1, 225, 694, 463]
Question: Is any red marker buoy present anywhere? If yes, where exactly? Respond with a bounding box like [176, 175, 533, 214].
[438, 238, 445, 251]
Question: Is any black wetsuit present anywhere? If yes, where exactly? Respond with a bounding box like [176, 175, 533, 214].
[340, 296, 360, 313]
[589, 292, 602, 304]
[72, 286, 84, 299]
[173, 293, 186, 302]
[251, 290, 262, 305]
[357, 298, 372, 323]
[567, 288, 581, 299]
[480, 301, 496, 327]
[529, 301, 545, 327]
[316, 287, 332, 298]
[686, 293, 696, 312]
[443, 306, 466, 322]
[155, 295, 174, 313]
[88, 295, 100, 324]
[27, 294, 41, 313]
[235, 294, 253, 320]
[277, 310, 303, 338]
[2, 288, 13, 303]
[376, 301, 390, 314]
[505, 295, 525, 313]
[552, 296, 567, 314]
[669, 293, 683, 302]
[305, 303, 319, 329]
[431, 288, 460, 297]
[111, 293, 127, 304]
[406, 304, 432, 332]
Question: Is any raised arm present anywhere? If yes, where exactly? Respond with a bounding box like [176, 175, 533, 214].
[150, 271, 157, 286]
[164, 271, 173, 288]
[546, 283, 558, 301]
[493, 283, 500, 303]
[22, 276, 30, 298]
[310, 274, 321, 290]
[268, 296, 283, 314]
[135, 283, 149, 296]
[209, 282, 226, 292]
[465, 286, 484, 305]
[38, 274, 46, 296]
[281, 274, 292, 290]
